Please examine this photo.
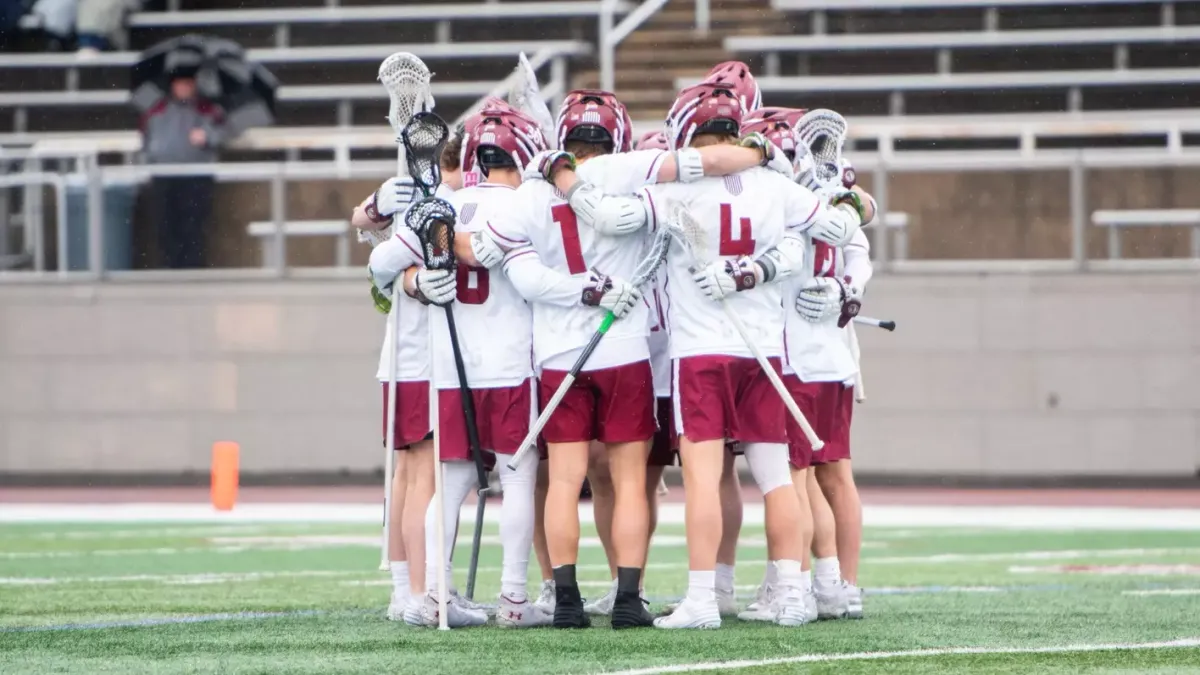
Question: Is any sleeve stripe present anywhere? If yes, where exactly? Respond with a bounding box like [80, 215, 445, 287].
[396, 233, 423, 261]
[645, 151, 666, 183]
[642, 188, 659, 233]
[487, 222, 526, 245]
[798, 199, 820, 228]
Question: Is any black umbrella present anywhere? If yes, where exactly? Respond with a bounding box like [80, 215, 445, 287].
[131, 34, 278, 136]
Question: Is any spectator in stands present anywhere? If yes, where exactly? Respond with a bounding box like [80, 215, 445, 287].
[140, 67, 226, 269]
[75, 0, 139, 54]
[30, 0, 77, 51]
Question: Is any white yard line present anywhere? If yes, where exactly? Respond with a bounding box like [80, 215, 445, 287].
[1124, 589, 1200, 596]
[597, 637, 1200, 675]
[3, 504, 1200, 530]
[0, 570, 362, 586]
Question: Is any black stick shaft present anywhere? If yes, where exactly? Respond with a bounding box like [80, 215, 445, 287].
[466, 496, 486, 600]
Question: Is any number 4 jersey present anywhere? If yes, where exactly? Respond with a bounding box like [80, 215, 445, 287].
[429, 183, 534, 390]
[489, 150, 667, 372]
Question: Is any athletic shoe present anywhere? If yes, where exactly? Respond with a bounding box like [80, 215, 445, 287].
[553, 584, 590, 629]
[533, 580, 556, 615]
[814, 580, 847, 620]
[420, 593, 488, 628]
[665, 587, 739, 617]
[611, 591, 654, 629]
[496, 595, 553, 628]
[584, 579, 617, 616]
[653, 597, 721, 629]
[737, 583, 776, 622]
[451, 589, 495, 617]
[843, 582, 864, 619]
[403, 595, 423, 626]
[387, 591, 410, 621]
[772, 584, 815, 627]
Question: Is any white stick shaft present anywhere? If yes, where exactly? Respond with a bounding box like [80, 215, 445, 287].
[853, 316, 883, 328]
[380, 285, 402, 571]
[507, 372, 577, 470]
[429, 320, 449, 630]
[721, 301, 824, 451]
[848, 322, 866, 403]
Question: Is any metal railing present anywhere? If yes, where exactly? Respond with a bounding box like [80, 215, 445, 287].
[5, 148, 1200, 281]
[600, 0, 709, 92]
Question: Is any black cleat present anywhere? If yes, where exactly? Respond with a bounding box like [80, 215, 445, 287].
[610, 592, 654, 629]
[553, 584, 590, 629]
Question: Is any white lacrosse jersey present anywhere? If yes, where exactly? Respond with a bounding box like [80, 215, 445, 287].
[489, 151, 664, 372]
[424, 183, 534, 390]
[371, 183, 456, 383]
[643, 167, 822, 360]
[782, 237, 858, 383]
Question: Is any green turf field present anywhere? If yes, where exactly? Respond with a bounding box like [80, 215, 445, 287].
[2, 518, 1200, 674]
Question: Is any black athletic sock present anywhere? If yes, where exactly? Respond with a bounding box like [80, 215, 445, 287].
[553, 564, 578, 590]
[617, 567, 641, 596]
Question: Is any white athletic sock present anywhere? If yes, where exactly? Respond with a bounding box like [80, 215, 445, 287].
[425, 461, 476, 593]
[497, 452, 536, 602]
[775, 559, 804, 589]
[803, 569, 813, 593]
[389, 561, 410, 596]
[715, 563, 736, 593]
[686, 570, 716, 603]
[814, 556, 841, 588]
[764, 560, 779, 586]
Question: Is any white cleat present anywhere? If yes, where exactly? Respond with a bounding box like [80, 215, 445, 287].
[451, 589, 495, 617]
[387, 591, 410, 621]
[403, 596, 424, 626]
[496, 595, 554, 628]
[421, 593, 488, 628]
[533, 580, 556, 615]
[843, 582, 864, 619]
[667, 587, 739, 617]
[772, 585, 815, 627]
[814, 581, 847, 620]
[585, 579, 617, 616]
[653, 596, 721, 630]
[737, 583, 776, 622]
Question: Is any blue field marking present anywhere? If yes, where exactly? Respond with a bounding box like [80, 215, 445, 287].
[0, 610, 329, 632]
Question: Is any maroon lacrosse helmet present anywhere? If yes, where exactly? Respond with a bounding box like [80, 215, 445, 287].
[635, 130, 670, 151]
[555, 89, 633, 154]
[665, 81, 745, 150]
[460, 105, 548, 177]
[741, 106, 806, 160]
[704, 61, 762, 113]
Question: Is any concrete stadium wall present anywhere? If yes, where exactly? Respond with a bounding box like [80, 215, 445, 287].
[1, 274, 1197, 480]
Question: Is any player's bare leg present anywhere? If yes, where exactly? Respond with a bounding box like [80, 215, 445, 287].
[401, 440, 434, 624]
[816, 459, 863, 618]
[809, 469, 844, 618]
[654, 437, 723, 629]
[742, 442, 811, 626]
[715, 451, 742, 615]
[584, 445, 619, 616]
[644, 464, 665, 570]
[386, 451, 410, 620]
[742, 467, 816, 624]
[545, 440, 591, 628]
[607, 439, 654, 628]
[532, 459, 556, 614]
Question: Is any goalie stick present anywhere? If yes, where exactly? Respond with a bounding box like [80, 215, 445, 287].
[402, 112, 492, 602]
[376, 52, 432, 574]
[506, 224, 673, 471]
[669, 203, 825, 452]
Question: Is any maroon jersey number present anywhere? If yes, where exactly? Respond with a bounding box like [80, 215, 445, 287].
[719, 203, 755, 256]
[551, 203, 588, 274]
[456, 266, 490, 305]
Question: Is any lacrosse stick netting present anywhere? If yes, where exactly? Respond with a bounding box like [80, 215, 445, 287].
[667, 202, 824, 451]
[404, 197, 457, 270]
[402, 112, 451, 198]
[380, 52, 435, 138]
[795, 109, 848, 197]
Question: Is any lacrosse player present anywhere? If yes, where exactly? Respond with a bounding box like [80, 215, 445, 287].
[636, 81, 865, 629]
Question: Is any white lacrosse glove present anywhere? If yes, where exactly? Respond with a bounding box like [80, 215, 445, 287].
[581, 270, 642, 319]
[373, 177, 420, 218]
[357, 227, 390, 248]
[524, 149, 576, 183]
[739, 133, 795, 181]
[410, 268, 457, 307]
[796, 277, 861, 326]
[692, 257, 760, 301]
[469, 230, 504, 269]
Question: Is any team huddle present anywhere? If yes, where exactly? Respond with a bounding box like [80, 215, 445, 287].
[353, 60, 876, 631]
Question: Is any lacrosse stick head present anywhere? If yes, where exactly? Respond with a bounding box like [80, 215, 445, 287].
[556, 89, 633, 154]
[795, 109, 848, 195]
[666, 81, 744, 150]
[664, 201, 709, 268]
[631, 224, 673, 288]
[635, 130, 670, 151]
[704, 61, 762, 113]
[402, 112, 451, 196]
[379, 52, 434, 137]
[405, 197, 457, 272]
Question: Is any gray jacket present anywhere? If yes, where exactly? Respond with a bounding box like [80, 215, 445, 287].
[141, 97, 226, 165]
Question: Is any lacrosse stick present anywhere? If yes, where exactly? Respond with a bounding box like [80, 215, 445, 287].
[509, 52, 556, 147]
[847, 321, 866, 403]
[854, 316, 896, 332]
[507, 225, 673, 471]
[669, 203, 825, 452]
[796, 109, 848, 199]
[378, 285, 401, 572]
[402, 112, 493, 601]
